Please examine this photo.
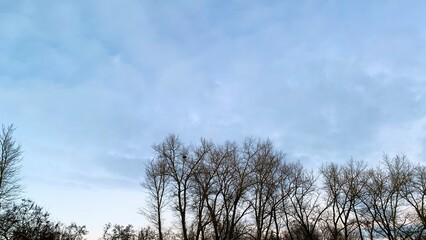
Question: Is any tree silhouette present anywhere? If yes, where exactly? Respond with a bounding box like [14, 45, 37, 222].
[0, 124, 22, 208]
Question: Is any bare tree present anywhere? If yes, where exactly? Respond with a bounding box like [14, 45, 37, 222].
[188, 139, 217, 240]
[321, 162, 343, 240]
[141, 158, 169, 240]
[0, 124, 22, 208]
[247, 139, 283, 240]
[341, 159, 368, 240]
[152, 134, 189, 240]
[282, 162, 326, 240]
[222, 138, 261, 240]
[152, 134, 208, 240]
[197, 140, 240, 240]
[202, 140, 252, 240]
[361, 155, 412, 240]
[320, 159, 367, 240]
[402, 164, 426, 239]
[270, 160, 294, 239]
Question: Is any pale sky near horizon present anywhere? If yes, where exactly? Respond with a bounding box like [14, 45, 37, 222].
[1, 0, 426, 239]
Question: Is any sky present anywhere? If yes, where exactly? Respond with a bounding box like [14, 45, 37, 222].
[1, 0, 426, 239]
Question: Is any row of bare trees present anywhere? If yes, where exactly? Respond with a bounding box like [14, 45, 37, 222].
[2, 125, 425, 240]
[321, 156, 426, 240]
[142, 135, 426, 240]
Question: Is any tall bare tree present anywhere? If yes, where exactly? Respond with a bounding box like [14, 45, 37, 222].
[321, 159, 367, 240]
[0, 124, 22, 208]
[361, 155, 412, 240]
[402, 164, 426, 238]
[141, 158, 169, 240]
[209, 139, 252, 239]
[321, 162, 343, 240]
[247, 139, 283, 240]
[341, 159, 367, 240]
[152, 135, 209, 240]
[200, 140, 241, 240]
[283, 162, 326, 240]
[224, 138, 260, 239]
[152, 134, 189, 240]
[270, 160, 294, 239]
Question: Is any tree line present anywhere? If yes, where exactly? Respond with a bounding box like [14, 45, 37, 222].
[141, 134, 426, 240]
[1, 126, 426, 239]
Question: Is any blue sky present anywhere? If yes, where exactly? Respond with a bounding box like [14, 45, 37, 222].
[1, 0, 426, 238]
